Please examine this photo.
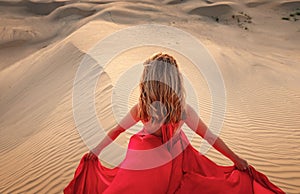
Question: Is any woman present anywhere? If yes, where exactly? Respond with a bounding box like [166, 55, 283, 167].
[64, 53, 284, 194]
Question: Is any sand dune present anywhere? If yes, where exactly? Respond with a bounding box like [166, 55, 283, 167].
[279, 0, 300, 10]
[188, 2, 235, 17]
[48, 3, 96, 20]
[25, 0, 67, 15]
[0, 0, 300, 193]
[245, 1, 271, 8]
[0, 42, 85, 152]
[0, 0, 67, 15]
[0, 26, 38, 46]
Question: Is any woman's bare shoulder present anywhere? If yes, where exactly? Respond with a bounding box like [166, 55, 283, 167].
[130, 103, 140, 122]
[182, 103, 191, 119]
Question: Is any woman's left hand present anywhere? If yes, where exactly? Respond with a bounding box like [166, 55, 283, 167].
[233, 156, 249, 171]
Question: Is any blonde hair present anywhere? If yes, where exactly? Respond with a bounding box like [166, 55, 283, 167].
[138, 53, 186, 124]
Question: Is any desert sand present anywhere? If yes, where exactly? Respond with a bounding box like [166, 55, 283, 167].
[0, 0, 299, 193]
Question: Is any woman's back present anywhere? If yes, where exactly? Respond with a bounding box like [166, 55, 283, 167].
[139, 104, 187, 138]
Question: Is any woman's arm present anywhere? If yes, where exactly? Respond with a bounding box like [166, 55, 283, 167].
[184, 104, 249, 171]
[88, 104, 140, 158]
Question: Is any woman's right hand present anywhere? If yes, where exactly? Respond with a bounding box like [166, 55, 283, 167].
[87, 150, 96, 159]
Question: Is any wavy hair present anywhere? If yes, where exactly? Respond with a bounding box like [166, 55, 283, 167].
[138, 53, 186, 124]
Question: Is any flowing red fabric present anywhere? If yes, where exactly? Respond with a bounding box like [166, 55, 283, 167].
[64, 124, 285, 194]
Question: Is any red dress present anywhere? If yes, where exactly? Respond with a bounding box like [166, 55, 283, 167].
[64, 124, 285, 194]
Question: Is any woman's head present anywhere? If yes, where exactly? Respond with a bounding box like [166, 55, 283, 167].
[138, 52, 186, 124]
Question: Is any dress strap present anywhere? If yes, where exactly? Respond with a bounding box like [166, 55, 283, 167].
[161, 123, 180, 150]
